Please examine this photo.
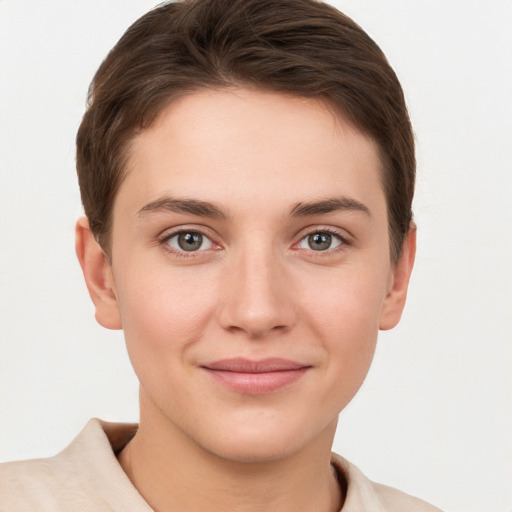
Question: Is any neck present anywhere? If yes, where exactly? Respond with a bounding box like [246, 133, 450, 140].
[117, 393, 343, 512]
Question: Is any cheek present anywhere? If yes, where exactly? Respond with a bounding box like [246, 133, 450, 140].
[303, 266, 387, 336]
[300, 267, 386, 387]
[114, 264, 218, 356]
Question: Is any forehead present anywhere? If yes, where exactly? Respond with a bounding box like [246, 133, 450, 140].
[118, 88, 385, 217]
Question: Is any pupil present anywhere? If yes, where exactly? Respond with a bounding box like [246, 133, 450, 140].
[178, 232, 202, 251]
[308, 233, 331, 251]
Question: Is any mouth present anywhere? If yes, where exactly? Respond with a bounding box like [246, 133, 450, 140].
[200, 358, 311, 394]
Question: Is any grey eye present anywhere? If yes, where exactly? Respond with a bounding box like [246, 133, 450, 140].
[299, 232, 342, 251]
[167, 231, 213, 252]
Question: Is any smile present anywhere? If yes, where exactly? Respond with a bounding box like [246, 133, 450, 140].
[200, 358, 311, 394]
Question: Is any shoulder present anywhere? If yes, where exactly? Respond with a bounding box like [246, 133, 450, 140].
[0, 419, 147, 512]
[0, 438, 110, 512]
[371, 482, 443, 512]
[331, 453, 443, 512]
[0, 456, 70, 511]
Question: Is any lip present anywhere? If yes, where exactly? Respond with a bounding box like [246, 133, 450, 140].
[200, 358, 311, 394]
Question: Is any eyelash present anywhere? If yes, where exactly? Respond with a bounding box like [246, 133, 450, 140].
[158, 229, 219, 259]
[158, 227, 351, 258]
[294, 228, 350, 257]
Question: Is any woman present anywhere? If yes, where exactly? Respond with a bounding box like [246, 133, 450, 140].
[0, 1, 441, 510]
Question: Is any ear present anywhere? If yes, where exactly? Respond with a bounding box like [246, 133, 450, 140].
[379, 225, 416, 331]
[75, 217, 122, 330]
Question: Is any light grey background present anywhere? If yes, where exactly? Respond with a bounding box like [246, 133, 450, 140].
[1, 1, 511, 511]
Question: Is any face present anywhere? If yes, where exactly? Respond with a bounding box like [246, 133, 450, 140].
[79, 88, 414, 463]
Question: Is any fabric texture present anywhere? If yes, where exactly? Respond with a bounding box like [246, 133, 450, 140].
[0, 419, 442, 511]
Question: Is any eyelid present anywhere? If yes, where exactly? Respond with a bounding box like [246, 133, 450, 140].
[158, 224, 219, 241]
[292, 226, 352, 253]
[156, 224, 352, 257]
[297, 231, 342, 250]
[158, 225, 222, 256]
[294, 225, 352, 243]
[167, 232, 213, 252]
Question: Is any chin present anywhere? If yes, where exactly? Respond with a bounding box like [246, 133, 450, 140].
[198, 415, 336, 465]
[209, 436, 305, 464]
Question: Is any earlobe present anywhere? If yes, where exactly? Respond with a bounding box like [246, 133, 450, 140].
[379, 225, 417, 331]
[75, 217, 122, 330]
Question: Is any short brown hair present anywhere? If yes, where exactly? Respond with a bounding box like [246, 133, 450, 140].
[76, 0, 415, 262]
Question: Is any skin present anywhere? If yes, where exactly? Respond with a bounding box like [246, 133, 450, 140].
[76, 88, 415, 512]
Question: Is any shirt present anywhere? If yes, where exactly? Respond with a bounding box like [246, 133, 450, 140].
[0, 419, 442, 511]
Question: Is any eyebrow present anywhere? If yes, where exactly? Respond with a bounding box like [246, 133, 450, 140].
[290, 197, 371, 217]
[138, 195, 370, 220]
[138, 197, 227, 219]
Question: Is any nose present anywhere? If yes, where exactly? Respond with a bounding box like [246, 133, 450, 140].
[217, 248, 297, 339]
